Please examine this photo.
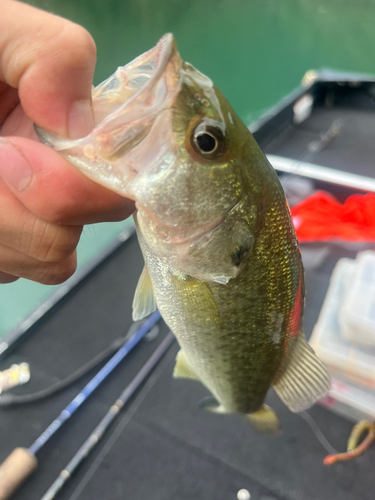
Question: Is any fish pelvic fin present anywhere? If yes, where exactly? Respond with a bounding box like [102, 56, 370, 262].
[245, 405, 281, 434]
[273, 333, 331, 412]
[132, 266, 157, 321]
[173, 349, 199, 381]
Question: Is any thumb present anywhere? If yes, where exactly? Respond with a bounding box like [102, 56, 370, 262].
[0, 0, 96, 138]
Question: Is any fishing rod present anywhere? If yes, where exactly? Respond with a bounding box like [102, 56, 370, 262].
[0, 310, 161, 500]
[40, 332, 175, 500]
[0, 324, 152, 406]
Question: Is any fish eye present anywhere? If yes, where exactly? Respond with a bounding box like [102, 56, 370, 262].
[195, 132, 217, 154]
[190, 123, 227, 160]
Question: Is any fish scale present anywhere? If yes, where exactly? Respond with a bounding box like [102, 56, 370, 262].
[136, 178, 302, 415]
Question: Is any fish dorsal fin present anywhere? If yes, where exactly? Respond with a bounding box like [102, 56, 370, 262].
[272, 334, 331, 412]
[173, 349, 199, 381]
[132, 266, 157, 321]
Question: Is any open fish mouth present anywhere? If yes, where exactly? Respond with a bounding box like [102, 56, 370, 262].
[36, 33, 178, 150]
[34, 34, 182, 196]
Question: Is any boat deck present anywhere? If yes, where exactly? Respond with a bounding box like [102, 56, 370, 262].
[1, 77, 375, 500]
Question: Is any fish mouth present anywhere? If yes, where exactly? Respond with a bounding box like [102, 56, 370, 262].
[35, 33, 180, 154]
[119, 33, 178, 109]
[91, 33, 180, 131]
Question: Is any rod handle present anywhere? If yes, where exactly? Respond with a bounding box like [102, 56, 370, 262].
[0, 448, 37, 500]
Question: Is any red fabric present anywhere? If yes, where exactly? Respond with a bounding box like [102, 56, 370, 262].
[291, 191, 375, 242]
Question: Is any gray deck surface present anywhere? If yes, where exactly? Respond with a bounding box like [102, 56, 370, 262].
[1, 85, 375, 500]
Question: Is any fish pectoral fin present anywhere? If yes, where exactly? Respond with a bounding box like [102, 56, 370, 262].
[173, 349, 199, 381]
[272, 333, 331, 412]
[246, 405, 281, 434]
[198, 396, 227, 413]
[170, 274, 220, 323]
[132, 266, 157, 321]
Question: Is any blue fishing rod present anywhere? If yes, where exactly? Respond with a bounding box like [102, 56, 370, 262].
[40, 332, 175, 500]
[0, 310, 161, 500]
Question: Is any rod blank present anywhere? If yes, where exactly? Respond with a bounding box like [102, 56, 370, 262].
[40, 332, 175, 500]
[29, 311, 161, 456]
[0, 311, 161, 500]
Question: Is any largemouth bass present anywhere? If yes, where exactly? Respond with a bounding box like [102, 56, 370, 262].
[36, 34, 330, 432]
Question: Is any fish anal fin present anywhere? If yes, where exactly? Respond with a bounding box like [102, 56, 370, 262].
[273, 334, 331, 412]
[173, 349, 199, 381]
[246, 405, 281, 434]
[132, 266, 157, 321]
[199, 398, 281, 434]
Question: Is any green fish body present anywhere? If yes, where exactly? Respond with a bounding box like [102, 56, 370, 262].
[36, 34, 330, 431]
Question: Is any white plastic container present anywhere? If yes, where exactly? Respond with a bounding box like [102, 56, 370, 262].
[310, 256, 375, 390]
[320, 376, 375, 423]
[339, 251, 375, 346]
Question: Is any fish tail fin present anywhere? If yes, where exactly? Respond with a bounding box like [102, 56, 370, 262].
[273, 333, 331, 412]
[245, 405, 281, 434]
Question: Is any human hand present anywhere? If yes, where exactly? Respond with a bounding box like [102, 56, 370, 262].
[0, 0, 135, 284]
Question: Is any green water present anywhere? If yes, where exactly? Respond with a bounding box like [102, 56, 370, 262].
[2, 0, 375, 338]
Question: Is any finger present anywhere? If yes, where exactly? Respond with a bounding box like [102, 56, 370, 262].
[0, 0, 96, 138]
[0, 82, 19, 127]
[0, 137, 135, 225]
[0, 179, 82, 262]
[1, 101, 37, 139]
[0, 271, 19, 284]
[0, 242, 77, 285]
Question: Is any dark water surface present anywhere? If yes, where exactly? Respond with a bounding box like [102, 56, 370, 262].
[1, 0, 375, 336]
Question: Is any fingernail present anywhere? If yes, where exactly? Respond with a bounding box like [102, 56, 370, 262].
[0, 138, 33, 191]
[68, 100, 95, 139]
